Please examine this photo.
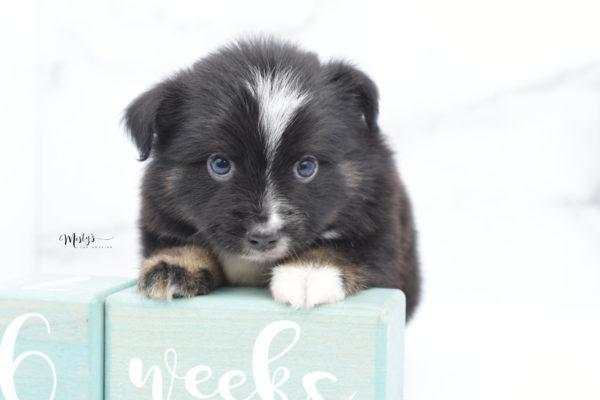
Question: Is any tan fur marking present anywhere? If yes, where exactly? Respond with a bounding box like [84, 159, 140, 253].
[323, 207, 341, 228]
[339, 161, 362, 190]
[163, 167, 183, 194]
[139, 246, 224, 299]
[280, 248, 366, 295]
[141, 245, 223, 284]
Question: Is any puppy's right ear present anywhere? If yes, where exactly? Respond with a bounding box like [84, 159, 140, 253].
[322, 61, 380, 133]
[123, 78, 181, 161]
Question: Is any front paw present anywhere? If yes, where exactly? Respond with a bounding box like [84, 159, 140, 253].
[138, 262, 214, 300]
[269, 264, 346, 309]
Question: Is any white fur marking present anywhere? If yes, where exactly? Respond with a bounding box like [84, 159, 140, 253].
[321, 230, 342, 240]
[247, 69, 309, 161]
[247, 69, 308, 233]
[165, 283, 179, 300]
[260, 184, 285, 231]
[267, 211, 283, 230]
[270, 264, 346, 309]
[148, 281, 174, 301]
[218, 251, 273, 286]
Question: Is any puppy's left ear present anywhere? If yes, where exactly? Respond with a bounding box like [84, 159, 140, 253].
[123, 77, 182, 161]
[322, 61, 380, 133]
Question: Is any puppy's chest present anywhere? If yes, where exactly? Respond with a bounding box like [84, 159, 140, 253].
[216, 252, 273, 286]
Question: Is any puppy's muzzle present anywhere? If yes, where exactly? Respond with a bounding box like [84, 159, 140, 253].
[246, 228, 281, 252]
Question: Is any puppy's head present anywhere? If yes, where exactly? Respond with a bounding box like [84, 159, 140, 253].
[125, 39, 383, 261]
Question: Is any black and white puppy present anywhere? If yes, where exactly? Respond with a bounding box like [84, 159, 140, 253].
[124, 38, 421, 319]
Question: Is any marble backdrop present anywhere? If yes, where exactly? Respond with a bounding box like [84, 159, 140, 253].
[1, 0, 599, 399]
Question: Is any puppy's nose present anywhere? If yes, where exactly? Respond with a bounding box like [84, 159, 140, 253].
[247, 228, 281, 251]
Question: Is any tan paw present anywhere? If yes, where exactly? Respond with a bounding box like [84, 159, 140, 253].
[138, 262, 214, 300]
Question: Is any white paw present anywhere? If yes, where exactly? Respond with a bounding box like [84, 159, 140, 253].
[269, 264, 346, 309]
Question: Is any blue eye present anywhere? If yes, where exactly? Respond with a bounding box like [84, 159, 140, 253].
[208, 155, 232, 178]
[295, 157, 318, 180]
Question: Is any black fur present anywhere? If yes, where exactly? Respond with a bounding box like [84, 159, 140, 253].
[124, 38, 421, 319]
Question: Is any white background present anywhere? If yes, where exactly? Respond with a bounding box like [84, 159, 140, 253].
[1, 1, 599, 398]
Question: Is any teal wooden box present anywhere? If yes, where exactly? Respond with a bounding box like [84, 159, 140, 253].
[106, 287, 405, 399]
[0, 275, 135, 400]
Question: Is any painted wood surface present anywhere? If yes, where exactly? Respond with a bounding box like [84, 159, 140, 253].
[0, 275, 135, 400]
[105, 287, 405, 399]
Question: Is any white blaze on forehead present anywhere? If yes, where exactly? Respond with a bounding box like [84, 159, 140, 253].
[246, 69, 308, 233]
[246, 68, 310, 161]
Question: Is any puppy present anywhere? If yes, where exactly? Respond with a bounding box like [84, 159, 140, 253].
[124, 38, 421, 319]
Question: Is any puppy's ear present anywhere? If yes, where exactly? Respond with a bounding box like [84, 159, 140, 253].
[123, 78, 182, 161]
[323, 61, 380, 133]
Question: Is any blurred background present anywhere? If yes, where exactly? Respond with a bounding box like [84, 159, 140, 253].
[1, 0, 599, 398]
